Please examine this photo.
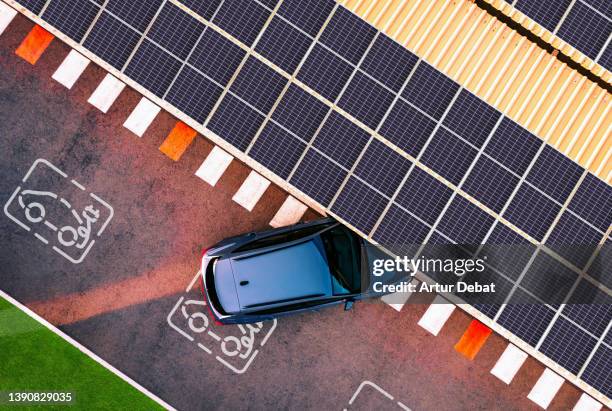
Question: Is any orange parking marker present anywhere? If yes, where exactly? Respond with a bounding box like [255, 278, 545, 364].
[15, 25, 54, 64]
[159, 122, 197, 161]
[454, 320, 492, 360]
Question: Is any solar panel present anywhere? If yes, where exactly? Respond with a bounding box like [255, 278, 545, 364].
[539, 316, 598, 374]
[581, 345, 612, 398]
[31, 0, 612, 400]
[514, 0, 572, 32]
[42, 0, 99, 42]
[83, 12, 141, 70]
[14, 0, 46, 15]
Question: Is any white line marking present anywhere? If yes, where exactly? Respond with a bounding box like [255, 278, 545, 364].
[232, 171, 270, 212]
[269, 196, 307, 228]
[87, 73, 125, 113]
[572, 393, 603, 411]
[381, 278, 419, 312]
[0, 289, 176, 410]
[527, 368, 565, 409]
[194, 146, 233, 187]
[417, 296, 455, 336]
[0, 1, 16, 36]
[490, 343, 528, 384]
[51, 50, 90, 89]
[123, 97, 161, 137]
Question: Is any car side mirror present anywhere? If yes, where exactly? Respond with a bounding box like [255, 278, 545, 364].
[344, 300, 354, 311]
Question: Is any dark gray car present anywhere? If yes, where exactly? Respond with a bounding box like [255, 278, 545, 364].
[200, 218, 377, 324]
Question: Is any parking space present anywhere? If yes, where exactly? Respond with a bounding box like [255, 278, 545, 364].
[0, 14, 605, 411]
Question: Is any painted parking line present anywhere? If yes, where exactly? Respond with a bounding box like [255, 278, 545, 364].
[381, 278, 419, 312]
[454, 319, 492, 360]
[0, 2, 17, 36]
[490, 343, 528, 384]
[123, 97, 161, 137]
[51, 50, 90, 89]
[527, 368, 565, 409]
[572, 393, 602, 411]
[232, 171, 270, 212]
[269, 196, 307, 228]
[159, 122, 197, 161]
[194, 146, 233, 186]
[87, 73, 125, 113]
[15, 25, 54, 64]
[417, 296, 455, 336]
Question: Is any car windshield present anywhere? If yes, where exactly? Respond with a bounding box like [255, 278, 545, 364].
[320, 225, 361, 295]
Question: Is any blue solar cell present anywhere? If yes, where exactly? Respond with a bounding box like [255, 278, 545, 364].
[582, 0, 612, 18]
[437, 196, 495, 248]
[361, 34, 418, 92]
[463, 156, 520, 213]
[498, 288, 557, 346]
[540, 316, 598, 374]
[520, 251, 579, 305]
[599, 42, 612, 71]
[420, 128, 478, 186]
[330, 176, 388, 234]
[319, 6, 376, 64]
[208, 93, 265, 150]
[568, 173, 612, 232]
[514, 0, 572, 31]
[166, 66, 223, 123]
[312, 112, 370, 168]
[379, 99, 437, 158]
[337, 72, 395, 130]
[230, 56, 287, 113]
[526, 145, 584, 204]
[15, 0, 46, 14]
[546, 211, 602, 269]
[484, 117, 542, 176]
[255, 17, 313, 74]
[443, 90, 501, 148]
[271, 84, 329, 140]
[354, 139, 412, 197]
[124, 40, 183, 97]
[581, 345, 612, 398]
[250, 122, 306, 178]
[42, 0, 99, 42]
[480, 223, 536, 281]
[290, 148, 347, 206]
[83, 12, 141, 70]
[557, 1, 612, 59]
[372, 204, 430, 255]
[503, 183, 562, 241]
[395, 167, 453, 225]
[564, 279, 612, 337]
[148, 3, 205, 60]
[180, 0, 223, 20]
[213, 0, 270, 46]
[297, 44, 354, 101]
[188, 29, 245, 86]
[277, 0, 335, 37]
[105, 0, 163, 32]
[401, 62, 459, 120]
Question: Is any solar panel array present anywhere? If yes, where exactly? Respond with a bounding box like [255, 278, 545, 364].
[509, 0, 612, 71]
[14, 0, 612, 399]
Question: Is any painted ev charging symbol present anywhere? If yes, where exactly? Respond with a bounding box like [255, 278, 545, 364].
[3, 159, 114, 264]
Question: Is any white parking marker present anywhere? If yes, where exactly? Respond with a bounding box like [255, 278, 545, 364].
[269, 196, 307, 227]
[381, 278, 419, 312]
[0, 3, 17, 36]
[527, 368, 564, 409]
[123, 97, 160, 137]
[195, 146, 233, 186]
[417, 296, 455, 336]
[232, 171, 270, 212]
[87, 73, 125, 113]
[51, 50, 90, 89]
[490, 343, 528, 384]
[572, 394, 602, 411]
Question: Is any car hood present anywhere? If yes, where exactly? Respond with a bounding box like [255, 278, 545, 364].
[228, 239, 333, 310]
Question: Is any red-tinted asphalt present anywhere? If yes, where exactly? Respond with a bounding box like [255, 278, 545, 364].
[0, 15, 601, 411]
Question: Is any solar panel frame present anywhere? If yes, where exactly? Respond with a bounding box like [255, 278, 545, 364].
[83, 11, 141, 70]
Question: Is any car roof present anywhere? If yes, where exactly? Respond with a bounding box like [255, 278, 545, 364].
[229, 238, 332, 310]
